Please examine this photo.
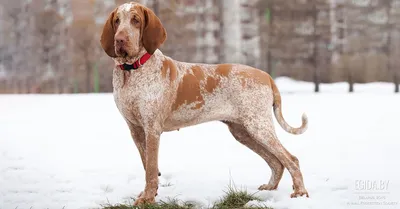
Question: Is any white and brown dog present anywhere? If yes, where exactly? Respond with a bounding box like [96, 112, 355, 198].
[100, 2, 309, 206]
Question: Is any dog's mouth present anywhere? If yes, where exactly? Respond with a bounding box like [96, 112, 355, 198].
[114, 48, 144, 64]
[116, 47, 129, 58]
[113, 52, 135, 65]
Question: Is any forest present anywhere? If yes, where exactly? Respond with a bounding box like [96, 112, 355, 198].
[0, 0, 399, 93]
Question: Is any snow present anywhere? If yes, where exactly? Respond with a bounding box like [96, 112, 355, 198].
[1, 77, 400, 209]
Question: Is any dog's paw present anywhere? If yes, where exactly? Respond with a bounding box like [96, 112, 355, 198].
[258, 184, 277, 191]
[133, 195, 156, 206]
[290, 189, 309, 198]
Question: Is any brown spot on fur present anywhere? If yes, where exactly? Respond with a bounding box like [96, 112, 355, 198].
[162, 60, 168, 79]
[205, 76, 220, 93]
[172, 73, 205, 111]
[215, 64, 232, 77]
[162, 59, 177, 82]
[236, 68, 272, 88]
[202, 64, 231, 92]
[191, 66, 205, 81]
[169, 61, 177, 82]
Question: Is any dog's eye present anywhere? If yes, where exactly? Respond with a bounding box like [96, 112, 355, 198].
[115, 18, 120, 25]
[132, 17, 139, 25]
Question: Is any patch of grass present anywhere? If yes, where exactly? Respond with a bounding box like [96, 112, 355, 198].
[99, 181, 272, 209]
[101, 198, 197, 209]
[210, 181, 270, 209]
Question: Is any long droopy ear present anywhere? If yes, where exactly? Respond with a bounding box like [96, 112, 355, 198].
[100, 8, 118, 58]
[142, 7, 167, 54]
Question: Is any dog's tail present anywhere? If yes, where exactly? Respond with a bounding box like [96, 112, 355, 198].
[270, 76, 308, 135]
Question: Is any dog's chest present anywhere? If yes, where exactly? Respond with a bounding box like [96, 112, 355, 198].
[112, 69, 168, 126]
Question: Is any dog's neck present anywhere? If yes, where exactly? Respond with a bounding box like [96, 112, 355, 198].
[130, 49, 149, 64]
[113, 48, 149, 66]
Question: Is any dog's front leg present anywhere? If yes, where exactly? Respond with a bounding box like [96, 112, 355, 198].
[127, 123, 147, 170]
[134, 129, 161, 206]
[127, 122, 162, 178]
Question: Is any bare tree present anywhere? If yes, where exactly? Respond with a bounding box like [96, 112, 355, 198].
[0, 0, 36, 93]
[241, 0, 261, 68]
[32, 9, 63, 92]
[0, 0, 22, 73]
[396, 32, 400, 93]
[266, 2, 274, 76]
[312, 2, 320, 92]
[385, 0, 399, 93]
[222, 0, 243, 63]
[395, 1, 400, 93]
[70, 20, 97, 93]
[217, 0, 225, 63]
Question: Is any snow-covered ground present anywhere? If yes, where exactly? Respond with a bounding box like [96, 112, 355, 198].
[1, 77, 400, 209]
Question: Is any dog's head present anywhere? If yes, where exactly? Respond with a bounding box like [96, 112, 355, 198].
[100, 2, 166, 60]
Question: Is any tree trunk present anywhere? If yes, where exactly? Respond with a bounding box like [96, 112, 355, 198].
[217, 0, 224, 63]
[222, 0, 242, 63]
[313, 4, 319, 93]
[267, 51, 272, 76]
[266, 6, 273, 76]
[314, 72, 320, 92]
[385, 0, 396, 93]
[153, 0, 159, 16]
[199, 0, 206, 63]
[84, 50, 91, 93]
[348, 74, 354, 92]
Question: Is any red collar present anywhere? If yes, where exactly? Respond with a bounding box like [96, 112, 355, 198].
[118, 53, 152, 71]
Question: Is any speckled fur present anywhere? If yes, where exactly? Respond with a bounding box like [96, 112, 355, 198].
[101, 2, 309, 206]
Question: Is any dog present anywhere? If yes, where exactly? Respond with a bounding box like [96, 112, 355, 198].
[100, 2, 309, 206]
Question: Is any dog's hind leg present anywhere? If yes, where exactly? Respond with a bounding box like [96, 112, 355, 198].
[242, 114, 309, 198]
[224, 121, 284, 190]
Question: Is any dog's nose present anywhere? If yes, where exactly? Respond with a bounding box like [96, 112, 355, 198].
[115, 33, 127, 45]
[116, 37, 125, 44]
